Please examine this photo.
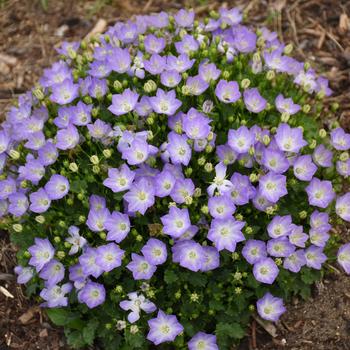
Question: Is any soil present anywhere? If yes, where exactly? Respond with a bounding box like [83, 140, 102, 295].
[1, 0, 350, 349]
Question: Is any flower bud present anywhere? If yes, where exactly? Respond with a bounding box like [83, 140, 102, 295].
[116, 320, 126, 331]
[232, 252, 240, 261]
[302, 104, 311, 113]
[222, 70, 230, 79]
[67, 198, 74, 206]
[284, 43, 293, 55]
[64, 242, 71, 249]
[54, 236, 61, 243]
[193, 188, 202, 198]
[144, 80, 157, 93]
[281, 112, 290, 123]
[136, 235, 143, 242]
[103, 149, 112, 158]
[262, 134, 271, 146]
[130, 325, 139, 334]
[241, 78, 251, 89]
[319, 129, 327, 138]
[33, 87, 45, 100]
[175, 290, 181, 299]
[201, 205, 209, 215]
[202, 100, 214, 114]
[83, 95, 92, 105]
[12, 224, 23, 233]
[92, 165, 100, 174]
[90, 155, 99, 165]
[113, 80, 123, 92]
[20, 180, 28, 188]
[56, 251, 65, 260]
[249, 173, 259, 183]
[181, 85, 191, 95]
[304, 62, 311, 71]
[340, 152, 349, 161]
[185, 168, 193, 177]
[245, 226, 253, 235]
[9, 149, 20, 160]
[35, 215, 45, 224]
[309, 139, 317, 149]
[204, 162, 213, 172]
[79, 215, 86, 223]
[198, 157, 206, 166]
[275, 258, 283, 266]
[252, 52, 261, 63]
[69, 162, 79, 172]
[299, 210, 307, 219]
[266, 70, 275, 80]
[207, 131, 214, 142]
[190, 293, 199, 302]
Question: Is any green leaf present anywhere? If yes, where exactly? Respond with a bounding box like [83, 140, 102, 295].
[82, 319, 99, 345]
[164, 269, 178, 284]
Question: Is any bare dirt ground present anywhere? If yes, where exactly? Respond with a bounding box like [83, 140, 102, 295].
[0, 0, 350, 349]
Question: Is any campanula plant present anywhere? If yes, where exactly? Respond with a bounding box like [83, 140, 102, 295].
[1, 6, 350, 350]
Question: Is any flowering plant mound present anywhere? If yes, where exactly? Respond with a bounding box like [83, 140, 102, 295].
[1, 6, 350, 350]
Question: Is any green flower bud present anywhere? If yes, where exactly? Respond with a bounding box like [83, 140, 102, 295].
[59, 221, 66, 228]
[241, 78, 251, 89]
[319, 129, 327, 138]
[266, 70, 275, 80]
[67, 198, 74, 206]
[299, 210, 307, 219]
[24, 251, 31, 258]
[113, 80, 123, 92]
[208, 309, 215, 315]
[253, 52, 261, 63]
[77, 193, 84, 201]
[56, 251, 65, 260]
[144, 80, 157, 93]
[198, 157, 206, 166]
[284, 43, 293, 55]
[232, 252, 240, 261]
[33, 87, 45, 100]
[309, 139, 317, 149]
[9, 149, 20, 160]
[281, 112, 290, 123]
[69, 163, 79, 173]
[222, 70, 230, 79]
[175, 290, 181, 299]
[99, 232, 106, 240]
[249, 305, 255, 312]
[12, 224, 23, 233]
[193, 188, 201, 198]
[181, 85, 191, 95]
[256, 36, 265, 47]
[130, 325, 139, 334]
[136, 235, 143, 242]
[204, 163, 213, 172]
[331, 102, 339, 112]
[185, 168, 193, 177]
[201, 205, 209, 215]
[105, 323, 112, 330]
[83, 95, 92, 105]
[64, 242, 71, 249]
[249, 173, 259, 183]
[174, 124, 182, 134]
[233, 272, 242, 281]
[91, 107, 99, 118]
[20, 180, 28, 188]
[35, 215, 45, 224]
[205, 145, 213, 153]
[54, 236, 61, 243]
[302, 104, 311, 113]
[103, 149, 112, 158]
[262, 134, 271, 146]
[146, 116, 154, 125]
[234, 287, 242, 295]
[115, 285, 123, 293]
[275, 258, 283, 266]
[79, 215, 86, 223]
[340, 152, 349, 161]
[92, 165, 100, 174]
[90, 155, 99, 165]
[245, 226, 253, 235]
[235, 213, 243, 221]
[304, 62, 311, 71]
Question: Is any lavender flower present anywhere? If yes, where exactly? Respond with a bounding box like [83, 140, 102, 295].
[258, 172, 287, 203]
[124, 178, 155, 215]
[200, 246, 220, 272]
[188, 332, 219, 350]
[228, 126, 254, 154]
[108, 89, 139, 116]
[208, 194, 236, 219]
[154, 170, 176, 197]
[275, 123, 307, 153]
[127, 253, 157, 280]
[293, 155, 317, 181]
[8, 192, 29, 217]
[40, 283, 72, 308]
[242, 240, 267, 264]
[147, 310, 183, 345]
[336, 193, 350, 222]
[243, 88, 267, 113]
[170, 178, 195, 204]
[105, 211, 130, 243]
[79, 247, 104, 278]
[39, 259, 65, 287]
[161, 206, 191, 238]
[149, 89, 182, 115]
[199, 62, 221, 83]
[257, 293, 286, 322]
[141, 238, 167, 265]
[215, 80, 241, 103]
[65, 226, 87, 255]
[29, 188, 51, 213]
[288, 225, 308, 248]
[167, 132, 192, 166]
[283, 250, 306, 273]
[337, 243, 350, 274]
[103, 164, 135, 193]
[304, 245, 327, 269]
[144, 34, 166, 54]
[330, 128, 350, 151]
[86, 206, 110, 232]
[262, 148, 290, 174]
[78, 281, 106, 308]
[173, 240, 205, 272]
[96, 243, 124, 272]
[306, 178, 335, 208]
[14, 266, 34, 284]
[56, 124, 80, 150]
[275, 94, 300, 115]
[44, 174, 69, 200]
[208, 218, 245, 252]
[267, 215, 292, 238]
[50, 79, 79, 105]
[253, 257, 279, 284]
[28, 238, 55, 272]
[267, 237, 295, 258]
[313, 144, 333, 168]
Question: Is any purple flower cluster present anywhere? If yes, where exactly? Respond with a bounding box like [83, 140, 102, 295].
[2, 5, 350, 349]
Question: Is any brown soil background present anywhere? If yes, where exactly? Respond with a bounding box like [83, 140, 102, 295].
[0, 0, 350, 349]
